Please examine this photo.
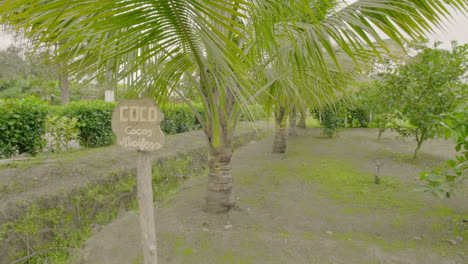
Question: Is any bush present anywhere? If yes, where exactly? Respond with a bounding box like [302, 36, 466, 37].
[0, 97, 48, 158]
[321, 106, 345, 137]
[160, 104, 203, 134]
[346, 108, 369, 128]
[59, 100, 115, 148]
[43, 115, 80, 152]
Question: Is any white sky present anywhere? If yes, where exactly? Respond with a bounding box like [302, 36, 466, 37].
[0, 9, 467, 51]
[427, 10, 468, 49]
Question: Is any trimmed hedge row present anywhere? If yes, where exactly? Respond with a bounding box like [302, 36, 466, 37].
[0, 98, 267, 158]
[160, 104, 205, 134]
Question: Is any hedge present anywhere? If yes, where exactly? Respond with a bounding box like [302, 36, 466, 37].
[59, 100, 116, 148]
[0, 99, 266, 158]
[160, 104, 204, 134]
[0, 97, 48, 158]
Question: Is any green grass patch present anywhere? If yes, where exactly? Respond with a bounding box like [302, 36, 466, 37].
[306, 117, 321, 128]
[215, 250, 255, 264]
[333, 231, 418, 252]
[265, 157, 423, 214]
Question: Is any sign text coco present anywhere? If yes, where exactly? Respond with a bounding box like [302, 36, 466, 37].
[111, 98, 165, 152]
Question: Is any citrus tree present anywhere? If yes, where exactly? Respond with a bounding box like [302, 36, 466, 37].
[420, 103, 468, 198]
[374, 42, 467, 158]
[1, 0, 467, 212]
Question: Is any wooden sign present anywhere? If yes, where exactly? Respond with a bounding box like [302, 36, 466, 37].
[111, 98, 164, 264]
[112, 98, 165, 152]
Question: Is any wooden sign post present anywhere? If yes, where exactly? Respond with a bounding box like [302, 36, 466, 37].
[111, 98, 164, 264]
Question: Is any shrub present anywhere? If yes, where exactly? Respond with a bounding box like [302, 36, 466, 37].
[59, 100, 115, 148]
[346, 108, 369, 128]
[43, 115, 80, 152]
[160, 104, 203, 134]
[0, 97, 48, 158]
[321, 106, 345, 137]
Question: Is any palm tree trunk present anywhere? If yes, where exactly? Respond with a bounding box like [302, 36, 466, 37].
[273, 105, 288, 154]
[206, 145, 234, 213]
[289, 107, 297, 136]
[299, 110, 306, 129]
[203, 80, 237, 213]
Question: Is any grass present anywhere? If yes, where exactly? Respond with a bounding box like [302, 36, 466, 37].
[149, 130, 467, 263]
[306, 117, 321, 128]
[332, 231, 418, 252]
[237, 137, 467, 257]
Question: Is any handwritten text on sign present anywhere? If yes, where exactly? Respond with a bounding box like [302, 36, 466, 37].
[111, 98, 165, 152]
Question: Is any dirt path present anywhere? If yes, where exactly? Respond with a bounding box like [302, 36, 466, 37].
[71, 128, 467, 264]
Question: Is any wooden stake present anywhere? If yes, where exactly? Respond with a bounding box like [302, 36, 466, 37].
[137, 150, 158, 264]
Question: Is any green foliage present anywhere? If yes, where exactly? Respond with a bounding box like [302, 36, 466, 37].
[346, 107, 369, 128]
[321, 104, 345, 137]
[357, 80, 397, 138]
[240, 104, 267, 122]
[360, 42, 467, 155]
[160, 104, 203, 134]
[3, 0, 465, 170]
[0, 46, 60, 103]
[44, 115, 80, 152]
[159, 103, 264, 135]
[0, 97, 48, 158]
[59, 100, 115, 148]
[419, 107, 468, 198]
[390, 42, 467, 158]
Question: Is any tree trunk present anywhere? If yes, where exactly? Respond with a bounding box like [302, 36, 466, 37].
[344, 113, 348, 128]
[203, 82, 236, 214]
[413, 141, 422, 159]
[299, 110, 306, 129]
[289, 107, 297, 136]
[58, 68, 70, 105]
[413, 130, 425, 159]
[206, 146, 234, 213]
[273, 105, 288, 154]
[377, 128, 385, 140]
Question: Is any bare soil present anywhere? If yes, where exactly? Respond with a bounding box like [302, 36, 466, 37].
[71, 128, 468, 264]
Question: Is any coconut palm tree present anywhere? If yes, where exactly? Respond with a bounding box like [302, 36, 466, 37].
[1, 0, 466, 212]
[263, 58, 351, 154]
